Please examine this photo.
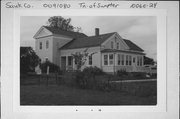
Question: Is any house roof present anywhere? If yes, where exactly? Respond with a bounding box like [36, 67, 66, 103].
[101, 49, 145, 55]
[123, 39, 144, 52]
[61, 32, 116, 50]
[40, 26, 144, 52]
[43, 26, 87, 38]
[61, 33, 144, 52]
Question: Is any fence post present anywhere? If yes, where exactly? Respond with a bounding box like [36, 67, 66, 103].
[46, 75, 49, 86]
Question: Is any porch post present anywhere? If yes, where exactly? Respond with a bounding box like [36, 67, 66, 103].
[113, 53, 116, 75]
[72, 58, 75, 70]
[59, 56, 61, 68]
[142, 55, 144, 66]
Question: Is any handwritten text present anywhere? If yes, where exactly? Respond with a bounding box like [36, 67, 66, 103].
[78, 2, 119, 9]
[5, 2, 33, 8]
[130, 3, 158, 8]
[43, 3, 71, 9]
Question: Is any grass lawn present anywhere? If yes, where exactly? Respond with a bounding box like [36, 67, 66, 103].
[20, 84, 156, 105]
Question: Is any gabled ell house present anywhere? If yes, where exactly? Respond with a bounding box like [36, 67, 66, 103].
[34, 26, 145, 73]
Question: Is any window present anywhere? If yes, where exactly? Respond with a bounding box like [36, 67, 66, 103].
[68, 56, 72, 66]
[109, 54, 114, 65]
[129, 56, 132, 65]
[115, 37, 117, 42]
[117, 54, 121, 65]
[121, 54, 124, 65]
[137, 56, 140, 66]
[126, 55, 129, 65]
[140, 56, 142, 66]
[136, 56, 143, 66]
[111, 41, 114, 49]
[88, 55, 92, 65]
[133, 57, 136, 63]
[74, 58, 77, 65]
[116, 42, 119, 49]
[46, 40, 49, 49]
[39, 42, 42, 49]
[104, 55, 108, 65]
[45, 57, 48, 62]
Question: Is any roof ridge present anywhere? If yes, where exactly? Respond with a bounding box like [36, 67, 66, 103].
[60, 32, 116, 50]
[78, 32, 116, 40]
[42, 26, 87, 38]
[43, 25, 85, 35]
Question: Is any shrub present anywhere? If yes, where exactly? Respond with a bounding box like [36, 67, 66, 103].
[79, 66, 104, 89]
[40, 61, 61, 74]
[83, 66, 104, 77]
[74, 71, 87, 88]
[117, 69, 128, 77]
[73, 67, 107, 90]
[75, 71, 95, 89]
[61, 72, 77, 87]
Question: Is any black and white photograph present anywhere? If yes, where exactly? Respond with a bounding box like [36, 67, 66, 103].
[1, 0, 179, 119]
[20, 16, 157, 105]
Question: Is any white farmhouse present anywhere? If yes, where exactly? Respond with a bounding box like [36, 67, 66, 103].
[34, 26, 145, 73]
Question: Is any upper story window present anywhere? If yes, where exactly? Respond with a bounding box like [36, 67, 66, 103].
[46, 40, 49, 49]
[104, 54, 108, 65]
[111, 41, 114, 49]
[88, 55, 92, 65]
[116, 42, 119, 49]
[115, 37, 117, 42]
[39, 42, 42, 50]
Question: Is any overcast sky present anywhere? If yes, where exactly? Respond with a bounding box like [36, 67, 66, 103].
[21, 16, 157, 60]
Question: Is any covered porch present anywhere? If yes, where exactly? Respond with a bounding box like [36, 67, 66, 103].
[61, 56, 75, 71]
[101, 49, 145, 73]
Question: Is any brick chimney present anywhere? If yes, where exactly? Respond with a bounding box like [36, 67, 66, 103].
[95, 28, 99, 36]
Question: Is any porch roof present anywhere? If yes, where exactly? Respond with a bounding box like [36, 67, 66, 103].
[101, 49, 145, 55]
[123, 39, 144, 52]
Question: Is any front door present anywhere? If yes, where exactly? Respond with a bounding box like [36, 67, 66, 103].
[61, 56, 66, 70]
[67, 56, 73, 70]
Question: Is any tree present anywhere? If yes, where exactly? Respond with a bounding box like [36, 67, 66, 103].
[71, 49, 96, 70]
[40, 61, 60, 74]
[20, 47, 40, 74]
[144, 56, 155, 65]
[47, 16, 82, 32]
